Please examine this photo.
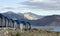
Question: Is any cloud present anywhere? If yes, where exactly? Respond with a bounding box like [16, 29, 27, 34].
[3, 7, 19, 12]
[0, 7, 30, 13]
[21, 0, 60, 10]
[30, 0, 60, 3]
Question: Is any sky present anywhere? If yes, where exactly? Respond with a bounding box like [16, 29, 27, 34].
[0, 0, 60, 16]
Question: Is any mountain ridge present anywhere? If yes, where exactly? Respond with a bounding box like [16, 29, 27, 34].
[1, 11, 60, 26]
[2, 11, 43, 20]
[29, 15, 60, 26]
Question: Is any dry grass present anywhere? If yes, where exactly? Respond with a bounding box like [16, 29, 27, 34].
[0, 28, 60, 36]
[8, 29, 60, 36]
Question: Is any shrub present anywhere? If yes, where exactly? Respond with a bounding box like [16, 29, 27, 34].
[16, 31, 21, 36]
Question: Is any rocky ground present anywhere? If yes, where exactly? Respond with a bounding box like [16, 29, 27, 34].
[0, 28, 60, 36]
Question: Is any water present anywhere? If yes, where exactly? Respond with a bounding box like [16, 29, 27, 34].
[31, 26, 60, 32]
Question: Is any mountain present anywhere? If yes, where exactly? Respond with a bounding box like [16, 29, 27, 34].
[29, 15, 60, 26]
[24, 12, 43, 20]
[1, 11, 60, 26]
[2, 11, 24, 20]
[2, 11, 43, 20]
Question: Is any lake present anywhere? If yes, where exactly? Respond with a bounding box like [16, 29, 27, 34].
[31, 26, 60, 32]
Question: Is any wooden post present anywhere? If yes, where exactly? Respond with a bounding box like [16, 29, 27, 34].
[5, 17, 6, 27]
[1, 17, 3, 27]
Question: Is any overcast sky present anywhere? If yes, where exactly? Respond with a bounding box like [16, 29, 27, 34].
[0, 0, 60, 16]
